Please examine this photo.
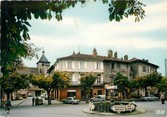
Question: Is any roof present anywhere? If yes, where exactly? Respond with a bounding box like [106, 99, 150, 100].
[37, 53, 50, 64]
[57, 52, 108, 61]
[17, 67, 39, 75]
[129, 58, 159, 68]
[57, 52, 129, 63]
[55, 53, 158, 68]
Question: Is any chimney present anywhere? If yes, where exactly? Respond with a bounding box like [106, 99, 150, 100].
[124, 55, 128, 60]
[93, 48, 97, 56]
[108, 49, 113, 58]
[114, 52, 117, 58]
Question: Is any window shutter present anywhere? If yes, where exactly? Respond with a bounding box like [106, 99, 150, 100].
[101, 62, 103, 70]
[65, 61, 68, 69]
[84, 62, 87, 69]
[95, 62, 97, 70]
[78, 61, 80, 69]
[72, 61, 75, 69]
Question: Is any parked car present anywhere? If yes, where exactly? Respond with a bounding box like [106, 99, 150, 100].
[62, 97, 80, 104]
[90, 95, 106, 102]
[35, 96, 43, 105]
[141, 94, 159, 101]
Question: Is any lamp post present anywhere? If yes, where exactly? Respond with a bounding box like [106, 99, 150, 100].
[110, 74, 116, 102]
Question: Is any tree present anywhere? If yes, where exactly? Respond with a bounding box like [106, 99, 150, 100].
[157, 77, 167, 93]
[114, 72, 129, 99]
[79, 73, 97, 103]
[0, 73, 30, 100]
[31, 71, 70, 105]
[1, 0, 146, 76]
[146, 72, 162, 87]
[133, 72, 162, 96]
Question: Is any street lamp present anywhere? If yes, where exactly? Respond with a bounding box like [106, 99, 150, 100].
[110, 74, 116, 102]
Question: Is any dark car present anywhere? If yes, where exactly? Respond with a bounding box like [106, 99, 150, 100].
[62, 97, 80, 104]
[141, 94, 159, 101]
[35, 97, 43, 105]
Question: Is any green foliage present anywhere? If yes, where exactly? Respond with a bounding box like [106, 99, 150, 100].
[157, 77, 167, 92]
[108, 0, 145, 22]
[128, 79, 140, 91]
[114, 72, 129, 90]
[31, 71, 70, 105]
[80, 73, 97, 101]
[114, 72, 129, 98]
[1, 1, 146, 76]
[0, 73, 30, 94]
[80, 73, 97, 92]
[130, 72, 162, 96]
[31, 71, 70, 91]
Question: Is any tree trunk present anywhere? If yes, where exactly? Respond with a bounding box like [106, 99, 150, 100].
[145, 87, 148, 96]
[47, 90, 52, 105]
[86, 90, 90, 103]
[7, 91, 10, 100]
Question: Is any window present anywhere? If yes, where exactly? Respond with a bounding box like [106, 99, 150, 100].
[80, 61, 84, 69]
[147, 68, 150, 73]
[68, 61, 72, 69]
[97, 74, 101, 83]
[95, 62, 101, 70]
[97, 90, 102, 95]
[142, 66, 146, 72]
[110, 63, 115, 69]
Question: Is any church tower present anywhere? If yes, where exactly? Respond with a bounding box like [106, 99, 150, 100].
[37, 51, 50, 75]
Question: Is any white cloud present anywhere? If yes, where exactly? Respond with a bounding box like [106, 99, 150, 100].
[25, 1, 167, 75]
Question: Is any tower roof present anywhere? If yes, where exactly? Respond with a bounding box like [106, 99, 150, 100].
[37, 51, 50, 64]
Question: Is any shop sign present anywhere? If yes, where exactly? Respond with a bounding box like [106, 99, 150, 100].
[106, 85, 117, 90]
[67, 90, 76, 92]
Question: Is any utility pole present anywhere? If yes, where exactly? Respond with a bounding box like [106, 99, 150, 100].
[165, 58, 167, 77]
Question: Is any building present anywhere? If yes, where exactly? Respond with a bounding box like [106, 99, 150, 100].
[51, 48, 159, 100]
[53, 48, 106, 100]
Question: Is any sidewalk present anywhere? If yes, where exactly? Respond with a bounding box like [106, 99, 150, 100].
[11, 99, 26, 106]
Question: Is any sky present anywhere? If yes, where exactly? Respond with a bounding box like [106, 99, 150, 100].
[23, 0, 167, 76]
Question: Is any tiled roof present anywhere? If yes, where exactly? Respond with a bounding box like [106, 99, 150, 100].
[58, 52, 108, 61]
[17, 67, 39, 75]
[129, 58, 159, 67]
[57, 52, 128, 63]
[56, 53, 158, 67]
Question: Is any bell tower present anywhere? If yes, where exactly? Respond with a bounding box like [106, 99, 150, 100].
[37, 51, 50, 75]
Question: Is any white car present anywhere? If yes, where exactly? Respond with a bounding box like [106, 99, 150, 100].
[90, 95, 106, 102]
[62, 97, 80, 104]
[141, 94, 159, 101]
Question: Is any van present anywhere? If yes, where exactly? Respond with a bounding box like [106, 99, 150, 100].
[90, 95, 105, 102]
